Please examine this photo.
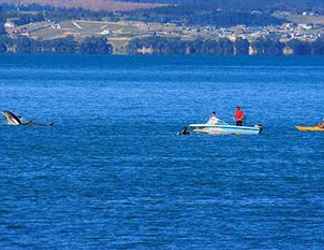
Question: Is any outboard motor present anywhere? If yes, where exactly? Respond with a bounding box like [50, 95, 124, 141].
[255, 124, 264, 133]
[178, 127, 190, 136]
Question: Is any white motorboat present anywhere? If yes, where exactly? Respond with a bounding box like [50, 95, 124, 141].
[188, 123, 263, 135]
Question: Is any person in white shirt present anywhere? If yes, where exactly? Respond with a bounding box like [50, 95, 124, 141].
[207, 112, 220, 125]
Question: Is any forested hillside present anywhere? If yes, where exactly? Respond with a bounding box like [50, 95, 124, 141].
[125, 6, 283, 26]
[0, 0, 163, 11]
[122, 0, 324, 26]
[124, 0, 324, 11]
[1, 0, 324, 12]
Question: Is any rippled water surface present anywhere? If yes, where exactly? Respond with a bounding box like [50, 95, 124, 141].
[0, 55, 323, 249]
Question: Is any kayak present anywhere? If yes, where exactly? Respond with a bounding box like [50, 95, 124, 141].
[296, 126, 324, 132]
[188, 123, 263, 135]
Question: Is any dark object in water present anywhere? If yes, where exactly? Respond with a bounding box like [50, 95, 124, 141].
[256, 124, 263, 133]
[178, 127, 190, 136]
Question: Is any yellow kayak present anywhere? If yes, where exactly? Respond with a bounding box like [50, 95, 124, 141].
[296, 126, 324, 132]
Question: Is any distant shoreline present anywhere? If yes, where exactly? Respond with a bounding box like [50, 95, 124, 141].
[2, 4, 324, 56]
[1, 35, 324, 56]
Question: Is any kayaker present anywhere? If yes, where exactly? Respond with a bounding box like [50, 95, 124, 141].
[207, 112, 220, 125]
[318, 119, 324, 128]
[234, 106, 245, 126]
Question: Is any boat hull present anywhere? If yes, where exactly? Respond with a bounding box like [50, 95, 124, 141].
[296, 126, 324, 132]
[189, 124, 262, 135]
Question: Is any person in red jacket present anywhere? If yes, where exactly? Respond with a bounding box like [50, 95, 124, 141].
[234, 106, 245, 126]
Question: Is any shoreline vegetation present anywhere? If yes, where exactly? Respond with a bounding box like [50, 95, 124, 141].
[1, 35, 324, 56]
[1, 2, 324, 55]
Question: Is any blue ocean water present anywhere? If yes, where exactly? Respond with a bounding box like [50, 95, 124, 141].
[0, 55, 323, 250]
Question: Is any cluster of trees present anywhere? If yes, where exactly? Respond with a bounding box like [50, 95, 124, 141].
[125, 6, 283, 26]
[128, 36, 238, 55]
[0, 5, 45, 26]
[251, 37, 285, 55]
[0, 4, 120, 24]
[79, 37, 113, 54]
[127, 36, 256, 55]
[0, 14, 5, 35]
[13, 13, 45, 26]
[0, 36, 113, 54]
[1, 34, 324, 55]
[287, 38, 324, 55]
[128, 35, 324, 56]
